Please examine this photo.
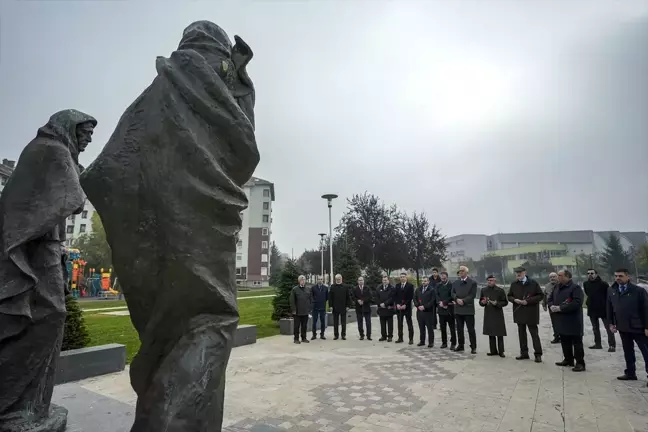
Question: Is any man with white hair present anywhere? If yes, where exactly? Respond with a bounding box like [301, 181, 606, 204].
[290, 275, 313, 344]
[329, 274, 352, 340]
[451, 265, 478, 354]
[508, 266, 544, 363]
[544, 272, 561, 344]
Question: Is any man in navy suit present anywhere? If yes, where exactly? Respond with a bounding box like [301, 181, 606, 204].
[353, 276, 373, 341]
[394, 272, 415, 344]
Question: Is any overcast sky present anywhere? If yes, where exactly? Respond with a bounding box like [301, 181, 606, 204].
[1, 1, 647, 255]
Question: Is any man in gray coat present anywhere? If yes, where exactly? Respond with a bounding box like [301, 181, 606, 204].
[451, 265, 478, 354]
[543, 272, 560, 344]
[290, 275, 313, 344]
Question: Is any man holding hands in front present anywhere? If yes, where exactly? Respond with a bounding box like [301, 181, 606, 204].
[508, 266, 544, 363]
[451, 265, 478, 354]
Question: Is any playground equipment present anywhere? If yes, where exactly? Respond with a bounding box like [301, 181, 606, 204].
[65, 248, 87, 298]
[87, 267, 119, 298]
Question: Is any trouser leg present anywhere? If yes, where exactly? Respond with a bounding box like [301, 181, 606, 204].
[397, 312, 404, 340]
[439, 315, 448, 344]
[497, 336, 505, 354]
[590, 316, 602, 346]
[560, 335, 574, 363]
[489, 336, 497, 354]
[518, 324, 529, 355]
[449, 315, 457, 345]
[300, 316, 308, 340]
[364, 312, 372, 338]
[465, 315, 476, 349]
[405, 311, 414, 341]
[528, 324, 542, 356]
[603, 318, 616, 348]
[573, 335, 585, 365]
[319, 310, 326, 335]
[456, 315, 466, 347]
[312, 310, 319, 334]
[387, 315, 394, 338]
[425, 313, 434, 344]
[380, 316, 387, 338]
[294, 316, 300, 341]
[417, 312, 426, 343]
[340, 312, 347, 337]
[333, 312, 340, 337]
[620, 332, 637, 376]
[356, 309, 364, 337]
[635, 333, 648, 376]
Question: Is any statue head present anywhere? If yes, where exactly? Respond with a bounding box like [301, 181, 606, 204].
[38, 109, 97, 163]
[178, 21, 255, 126]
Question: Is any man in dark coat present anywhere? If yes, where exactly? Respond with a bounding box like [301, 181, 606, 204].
[393, 272, 415, 344]
[0, 109, 96, 431]
[584, 269, 615, 351]
[414, 276, 437, 347]
[607, 268, 648, 385]
[290, 275, 313, 344]
[353, 276, 373, 341]
[451, 265, 478, 354]
[543, 272, 561, 344]
[311, 276, 329, 340]
[376, 275, 395, 342]
[508, 267, 544, 362]
[429, 268, 442, 328]
[479, 275, 509, 357]
[328, 274, 352, 340]
[437, 271, 457, 349]
[548, 269, 585, 372]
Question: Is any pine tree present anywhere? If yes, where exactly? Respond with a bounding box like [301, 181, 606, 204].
[62, 295, 90, 351]
[364, 261, 384, 288]
[337, 240, 362, 287]
[271, 259, 302, 321]
[600, 233, 631, 275]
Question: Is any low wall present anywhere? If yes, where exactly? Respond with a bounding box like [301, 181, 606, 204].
[233, 324, 257, 347]
[55, 343, 126, 385]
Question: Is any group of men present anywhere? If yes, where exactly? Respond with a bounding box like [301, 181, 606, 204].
[289, 266, 648, 385]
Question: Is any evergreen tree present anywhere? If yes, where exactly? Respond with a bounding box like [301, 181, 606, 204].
[271, 259, 302, 321]
[364, 261, 384, 288]
[269, 241, 283, 286]
[337, 240, 362, 287]
[600, 233, 632, 275]
[62, 295, 90, 351]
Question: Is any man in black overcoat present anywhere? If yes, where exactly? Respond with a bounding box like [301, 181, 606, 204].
[584, 269, 615, 351]
[508, 267, 544, 363]
[376, 275, 395, 342]
[548, 269, 585, 372]
[414, 276, 437, 347]
[393, 272, 415, 344]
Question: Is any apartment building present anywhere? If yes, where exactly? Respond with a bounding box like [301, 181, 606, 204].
[0, 159, 15, 195]
[237, 177, 275, 287]
[65, 200, 97, 246]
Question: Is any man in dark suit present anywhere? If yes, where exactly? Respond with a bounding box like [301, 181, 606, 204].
[451, 265, 478, 354]
[353, 276, 373, 341]
[329, 273, 352, 340]
[376, 275, 395, 341]
[607, 268, 648, 385]
[311, 276, 328, 340]
[429, 268, 442, 329]
[414, 276, 437, 347]
[393, 272, 415, 344]
[548, 269, 585, 372]
[437, 271, 456, 349]
[508, 266, 544, 363]
[584, 268, 615, 351]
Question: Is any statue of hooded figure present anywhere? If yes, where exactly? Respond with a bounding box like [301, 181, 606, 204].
[81, 21, 259, 432]
[0, 109, 96, 432]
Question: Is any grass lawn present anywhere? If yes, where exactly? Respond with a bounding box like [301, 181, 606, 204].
[83, 296, 278, 363]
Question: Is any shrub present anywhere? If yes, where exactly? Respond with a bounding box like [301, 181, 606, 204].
[271, 259, 302, 321]
[62, 295, 90, 351]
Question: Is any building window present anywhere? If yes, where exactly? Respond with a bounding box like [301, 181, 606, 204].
[81, 210, 88, 219]
[236, 254, 242, 261]
[66, 225, 74, 234]
[262, 215, 269, 223]
[261, 267, 268, 276]
[263, 189, 270, 197]
[79, 224, 86, 233]
[261, 241, 268, 249]
[69, 214, 76, 222]
[263, 202, 269, 210]
[261, 253, 268, 263]
[262, 228, 268, 236]
[236, 268, 241, 276]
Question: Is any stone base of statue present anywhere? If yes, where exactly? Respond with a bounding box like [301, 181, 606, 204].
[0, 404, 67, 432]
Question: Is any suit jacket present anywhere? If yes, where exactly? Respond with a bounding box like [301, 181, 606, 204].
[375, 284, 395, 316]
[414, 284, 437, 312]
[353, 285, 373, 313]
[393, 282, 414, 312]
[451, 277, 477, 316]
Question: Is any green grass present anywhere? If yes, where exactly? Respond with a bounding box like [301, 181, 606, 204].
[237, 287, 276, 298]
[84, 296, 278, 363]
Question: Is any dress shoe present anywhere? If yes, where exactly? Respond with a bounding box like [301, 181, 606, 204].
[608, 347, 616, 353]
[534, 355, 542, 363]
[617, 374, 638, 381]
[334, 336, 339, 340]
[341, 336, 346, 340]
[453, 346, 464, 352]
[294, 339, 301, 344]
[409, 339, 414, 345]
[311, 334, 317, 340]
[572, 364, 586, 372]
[450, 344, 456, 351]
[320, 335, 326, 340]
[555, 360, 574, 367]
[379, 337, 387, 342]
[550, 338, 561, 344]
[470, 348, 477, 354]
[499, 353, 506, 358]
[515, 355, 530, 360]
[367, 337, 372, 341]
[487, 352, 498, 356]
[417, 342, 426, 347]
[302, 339, 310, 343]
[395, 339, 404, 344]
[359, 336, 364, 341]
[427, 344, 434, 348]
[589, 344, 602, 350]
[387, 337, 393, 342]
[440, 344, 448, 349]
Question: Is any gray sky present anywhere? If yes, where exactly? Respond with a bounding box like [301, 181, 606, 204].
[1, 1, 647, 255]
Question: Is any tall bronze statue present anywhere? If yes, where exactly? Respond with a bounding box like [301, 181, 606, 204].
[80, 21, 259, 431]
[0, 109, 96, 432]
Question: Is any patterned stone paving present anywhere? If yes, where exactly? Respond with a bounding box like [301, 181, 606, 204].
[224, 347, 470, 431]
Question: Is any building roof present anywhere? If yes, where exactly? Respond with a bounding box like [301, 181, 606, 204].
[487, 243, 568, 257]
[245, 176, 275, 201]
[490, 230, 594, 244]
[620, 231, 648, 249]
[0, 163, 13, 179]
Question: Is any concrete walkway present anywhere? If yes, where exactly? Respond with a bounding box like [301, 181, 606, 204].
[53, 307, 648, 432]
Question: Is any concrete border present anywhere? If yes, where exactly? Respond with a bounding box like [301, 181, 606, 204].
[55, 343, 126, 385]
[233, 324, 257, 347]
[279, 310, 360, 335]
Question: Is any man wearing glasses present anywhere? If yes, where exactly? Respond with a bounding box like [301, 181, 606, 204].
[584, 269, 615, 352]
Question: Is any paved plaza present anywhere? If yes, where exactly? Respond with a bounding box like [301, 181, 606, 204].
[53, 307, 648, 432]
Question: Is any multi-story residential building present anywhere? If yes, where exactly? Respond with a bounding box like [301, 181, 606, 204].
[237, 177, 275, 287]
[65, 200, 97, 246]
[0, 159, 15, 195]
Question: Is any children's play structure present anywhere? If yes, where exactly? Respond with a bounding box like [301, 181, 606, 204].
[65, 248, 119, 298]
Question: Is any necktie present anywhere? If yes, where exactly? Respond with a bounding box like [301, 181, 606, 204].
[423, 286, 427, 294]
[620, 285, 627, 294]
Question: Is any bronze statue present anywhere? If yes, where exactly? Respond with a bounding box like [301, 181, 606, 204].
[0, 109, 96, 432]
[81, 21, 258, 431]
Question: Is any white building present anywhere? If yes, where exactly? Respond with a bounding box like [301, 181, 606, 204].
[0, 159, 15, 195]
[65, 200, 97, 246]
[237, 177, 275, 287]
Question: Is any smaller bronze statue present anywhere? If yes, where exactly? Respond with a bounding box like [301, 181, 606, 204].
[0, 109, 96, 432]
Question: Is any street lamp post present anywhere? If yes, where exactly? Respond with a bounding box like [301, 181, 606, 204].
[318, 233, 326, 281]
[321, 194, 338, 284]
